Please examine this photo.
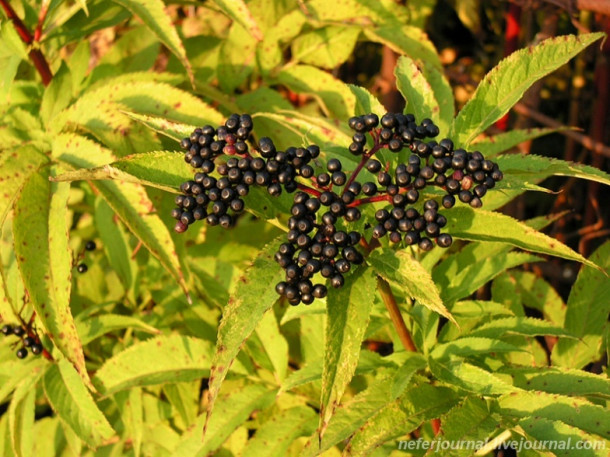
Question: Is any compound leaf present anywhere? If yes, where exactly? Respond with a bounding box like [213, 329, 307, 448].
[451, 32, 604, 147]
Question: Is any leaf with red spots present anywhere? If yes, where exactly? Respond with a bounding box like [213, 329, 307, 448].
[43, 360, 115, 447]
[204, 239, 283, 439]
[93, 335, 217, 394]
[451, 32, 605, 147]
[211, 0, 263, 41]
[52, 134, 190, 301]
[13, 167, 89, 386]
[112, 0, 194, 84]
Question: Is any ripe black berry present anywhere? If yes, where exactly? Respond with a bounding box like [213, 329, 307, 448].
[1, 324, 13, 336]
[85, 241, 96, 251]
[16, 347, 27, 359]
[30, 343, 43, 355]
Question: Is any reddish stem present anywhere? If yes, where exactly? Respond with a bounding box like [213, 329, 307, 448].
[296, 183, 322, 197]
[342, 140, 387, 195]
[0, 0, 52, 86]
[34, 0, 49, 41]
[348, 193, 392, 207]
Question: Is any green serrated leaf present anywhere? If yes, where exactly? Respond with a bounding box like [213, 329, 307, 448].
[13, 168, 89, 384]
[93, 335, 214, 394]
[320, 266, 376, 437]
[40, 62, 73, 128]
[0, 147, 48, 228]
[451, 33, 604, 146]
[211, 0, 263, 41]
[390, 353, 427, 399]
[434, 249, 542, 304]
[43, 360, 115, 448]
[498, 391, 610, 440]
[552, 241, 610, 368]
[54, 151, 189, 193]
[123, 111, 197, 142]
[497, 153, 610, 186]
[501, 366, 610, 399]
[471, 127, 562, 158]
[348, 84, 386, 116]
[427, 397, 500, 457]
[8, 374, 38, 457]
[242, 406, 317, 457]
[303, 375, 395, 457]
[292, 26, 360, 69]
[114, 387, 143, 457]
[444, 207, 597, 269]
[204, 239, 283, 437]
[53, 133, 190, 299]
[368, 248, 454, 323]
[75, 314, 160, 345]
[345, 383, 459, 456]
[395, 55, 442, 131]
[175, 384, 277, 457]
[431, 337, 525, 360]
[467, 316, 573, 339]
[275, 65, 356, 119]
[518, 416, 610, 457]
[364, 25, 441, 68]
[429, 357, 517, 395]
[112, 0, 194, 83]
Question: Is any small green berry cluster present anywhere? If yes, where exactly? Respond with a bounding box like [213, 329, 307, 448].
[1, 324, 43, 359]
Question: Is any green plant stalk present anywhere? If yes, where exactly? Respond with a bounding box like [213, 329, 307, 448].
[376, 275, 417, 352]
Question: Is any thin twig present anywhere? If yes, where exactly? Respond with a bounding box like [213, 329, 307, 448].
[0, 0, 52, 85]
[376, 276, 417, 352]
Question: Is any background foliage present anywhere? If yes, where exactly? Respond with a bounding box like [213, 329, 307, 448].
[1, 0, 609, 456]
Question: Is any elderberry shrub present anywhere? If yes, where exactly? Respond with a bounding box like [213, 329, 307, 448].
[173, 113, 503, 304]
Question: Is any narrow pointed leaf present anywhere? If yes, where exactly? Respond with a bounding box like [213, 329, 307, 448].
[93, 335, 215, 394]
[112, 0, 194, 83]
[497, 391, 610, 439]
[467, 316, 573, 339]
[43, 360, 115, 448]
[8, 375, 38, 457]
[444, 207, 598, 269]
[427, 397, 500, 457]
[395, 55, 442, 131]
[430, 357, 517, 395]
[175, 384, 277, 456]
[123, 111, 197, 142]
[320, 266, 376, 437]
[471, 127, 562, 158]
[501, 366, 610, 399]
[303, 375, 396, 457]
[496, 153, 610, 186]
[52, 133, 189, 299]
[345, 384, 459, 456]
[552, 241, 610, 368]
[211, 0, 263, 41]
[390, 354, 427, 399]
[368, 248, 454, 323]
[276, 65, 356, 119]
[451, 32, 604, 146]
[518, 416, 610, 456]
[292, 26, 360, 69]
[364, 25, 441, 69]
[431, 337, 525, 359]
[241, 406, 317, 457]
[13, 168, 88, 383]
[348, 84, 386, 116]
[204, 239, 283, 436]
[75, 314, 160, 345]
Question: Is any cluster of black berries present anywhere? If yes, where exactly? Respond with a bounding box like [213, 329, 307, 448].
[1, 324, 43, 358]
[75, 240, 96, 274]
[274, 191, 365, 305]
[171, 113, 503, 305]
[173, 114, 324, 233]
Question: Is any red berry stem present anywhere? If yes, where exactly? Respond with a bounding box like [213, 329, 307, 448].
[296, 183, 322, 197]
[342, 139, 387, 197]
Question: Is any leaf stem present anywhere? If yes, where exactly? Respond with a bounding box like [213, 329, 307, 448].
[0, 0, 52, 86]
[376, 275, 417, 352]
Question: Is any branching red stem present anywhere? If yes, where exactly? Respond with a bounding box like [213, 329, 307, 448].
[0, 0, 52, 86]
